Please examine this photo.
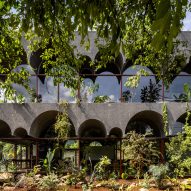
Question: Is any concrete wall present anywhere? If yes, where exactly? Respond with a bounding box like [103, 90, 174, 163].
[0, 102, 190, 138]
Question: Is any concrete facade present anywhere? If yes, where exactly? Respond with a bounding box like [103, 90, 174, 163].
[0, 102, 190, 138]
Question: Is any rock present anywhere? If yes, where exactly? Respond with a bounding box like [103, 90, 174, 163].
[76, 181, 84, 186]
[139, 188, 149, 191]
[14, 173, 25, 182]
[15, 175, 34, 188]
[57, 182, 67, 189]
[0, 173, 14, 183]
[3, 186, 15, 191]
[95, 183, 102, 187]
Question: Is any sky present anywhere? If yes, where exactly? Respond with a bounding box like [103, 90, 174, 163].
[183, 11, 191, 31]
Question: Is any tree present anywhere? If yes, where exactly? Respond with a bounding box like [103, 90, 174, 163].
[122, 131, 159, 180]
[0, 0, 190, 99]
[0, 1, 30, 100]
[140, 79, 161, 102]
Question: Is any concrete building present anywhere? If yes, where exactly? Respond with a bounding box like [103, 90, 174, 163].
[0, 32, 191, 170]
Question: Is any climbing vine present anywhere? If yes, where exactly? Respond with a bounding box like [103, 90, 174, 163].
[53, 100, 71, 139]
[162, 102, 168, 136]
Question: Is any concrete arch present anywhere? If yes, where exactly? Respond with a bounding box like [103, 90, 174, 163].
[176, 111, 191, 124]
[79, 55, 96, 82]
[125, 110, 164, 137]
[94, 71, 120, 102]
[0, 119, 12, 137]
[109, 127, 123, 138]
[30, 110, 75, 138]
[122, 65, 157, 102]
[78, 119, 106, 137]
[94, 51, 123, 81]
[14, 127, 28, 137]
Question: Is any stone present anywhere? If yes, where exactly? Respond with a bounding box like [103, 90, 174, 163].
[0, 173, 14, 183]
[3, 186, 15, 191]
[139, 188, 149, 191]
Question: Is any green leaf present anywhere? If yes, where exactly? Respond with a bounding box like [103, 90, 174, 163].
[156, 0, 171, 19]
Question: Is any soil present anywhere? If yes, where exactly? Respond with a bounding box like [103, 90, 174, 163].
[1, 179, 177, 191]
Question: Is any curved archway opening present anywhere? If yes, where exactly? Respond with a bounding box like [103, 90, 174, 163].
[78, 119, 106, 138]
[89, 141, 102, 147]
[122, 65, 157, 102]
[78, 119, 117, 168]
[30, 110, 75, 138]
[126, 111, 163, 137]
[177, 112, 191, 124]
[109, 127, 123, 138]
[14, 128, 28, 138]
[94, 71, 120, 102]
[94, 51, 123, 82]
[0, 120, 11, 138]
[79, 55, 96, 82]
[30, 110, 75, 161]
[173, 112, 191, 135]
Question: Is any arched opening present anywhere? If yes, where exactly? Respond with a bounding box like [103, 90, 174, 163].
[78, 119, 106, 138]
[79, 55, 96, 82]
[30, 110, 75, 162]
[94, 72, 120, 102]
[109, 127, 123, 138]
[14, 128, 28, 138]
[0, 120, 11, 138]
[166, 72, 191, 102]
[126, 111, 163, 137]
[122, 65, 158, 102]
[30, 48, 46, 83]
[94, 51, 123, 83]
[78, 119, 117, 168]
[30, 110, 75, 138]
[177, 112, 191, 124]
[173, 112, 191, 135]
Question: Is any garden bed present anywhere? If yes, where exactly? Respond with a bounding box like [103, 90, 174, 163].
[1, 179, 184, 191]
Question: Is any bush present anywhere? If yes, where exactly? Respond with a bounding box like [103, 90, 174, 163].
[38, 173, 59, 191]
[149, 164, 169, 188]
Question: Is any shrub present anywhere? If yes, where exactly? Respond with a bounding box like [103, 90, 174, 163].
[38, 173, 59, 191]
[122, 131, 160, 180]
[149, 164, 169, 188]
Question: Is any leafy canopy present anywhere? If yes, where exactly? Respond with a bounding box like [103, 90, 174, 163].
[0, 0, 190, 98]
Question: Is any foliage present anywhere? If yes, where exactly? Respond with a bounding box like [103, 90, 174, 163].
[121, 172, 128, 180]
[0, 142, 23, 172]
[122, 90, 132, 102]
[140, 79, 161, 102]
[80, 81, 99, 103]
[174, 83, 191, 102]
[65, 167, 87, 186]
[43, 148, 56, 174]
[166, 85, 191, 179]
[109, 171, 118, 180]
[162, 102, 168, 136]
[65, 141, 78, 149]
[0, 1, 31, 101]
[180, 178, 191, 191]
[122, 131, 160, 180]
[140, 172, 150, 189]
[93, 156, 111, 181]
[124, 69, 148, 89]
[93, 95, 111, 103]
[0, 0, 189, 99]
[149, 164, 169, 188]
[53, 100, 71, 139]
[38, 173, 59, 191]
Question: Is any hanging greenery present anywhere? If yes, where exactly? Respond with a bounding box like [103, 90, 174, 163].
[53, 100, 71, 139]
[162, 102, 168, 136]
